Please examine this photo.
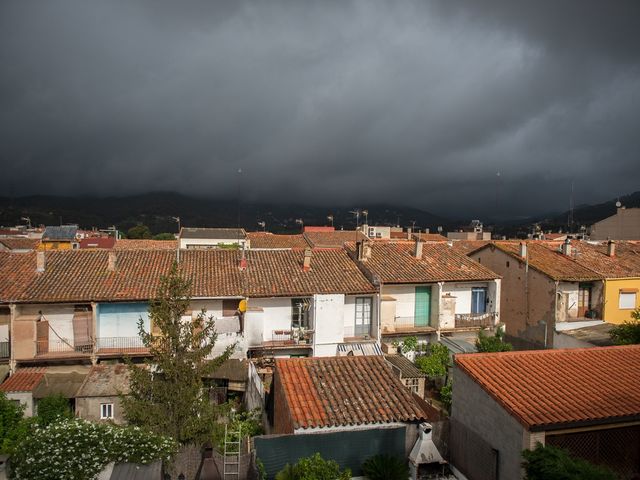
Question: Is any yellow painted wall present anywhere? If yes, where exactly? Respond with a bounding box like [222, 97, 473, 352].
[603, 278, 640, 324]
[38, 241, 74, 251]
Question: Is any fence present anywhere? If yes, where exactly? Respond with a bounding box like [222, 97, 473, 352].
[449, 418, 497, 480]
[96, 336, 147, 352]
[454, 313, 496, 328]
[245, 362, 264, 412]
[254, 426, 406, 478]
[546, 424, 640, 479]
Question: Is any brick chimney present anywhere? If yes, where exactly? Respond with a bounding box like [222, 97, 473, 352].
[36, 251, 45, 272]
[107, 251, 117, 272]
[239, 248, 247, 270]
[561, 238, 572, 257]
[519, 242, 527, 259]
[607, 240, 616, 257]
[303, 248, 312, 271]
[414, 239, 423, 259]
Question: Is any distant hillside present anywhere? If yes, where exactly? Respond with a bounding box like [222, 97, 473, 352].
[0, 192, 451, 235]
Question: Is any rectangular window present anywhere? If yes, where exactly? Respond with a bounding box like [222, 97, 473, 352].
[222, 299, 239, 317]
[404, 378, 420, 395]
[291, 298, 310, 329]
[100, 403, 114, 419]
[471, 288, 487, 314]
[354, 297, 372, 336]
[619, 291, 637, 310]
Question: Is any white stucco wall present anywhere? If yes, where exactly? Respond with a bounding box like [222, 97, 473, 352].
[7, 392, 34, 417]
[383, 285, 419, 319]
[250, 297, 297, 342]
[558, 282, 580, 321]
[313, 294, 345, 355]
[42, 305, 75, 351]
[0, 324, 8, 342]
[179, 238, 247, 249]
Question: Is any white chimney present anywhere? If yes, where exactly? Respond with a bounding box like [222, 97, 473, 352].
[407, 227, 412, 240]
[36, 251, 45, 272]
[519, 242, 527, 259]
[362, 242, 372, 260]
[303, 248, 312, 271]
[607, 240, 616, 257]
[107, 251, 117, 272]
[562, 239, 572, 256]
[414, 239, 423, 259]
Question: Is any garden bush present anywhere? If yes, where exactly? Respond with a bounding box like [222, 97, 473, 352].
[522, 443, 617, 480]
[274, 453, 351, 480]
[10, 418, 177, 480]
[362, 454, 409, 480]
[36, 394, 73, 427]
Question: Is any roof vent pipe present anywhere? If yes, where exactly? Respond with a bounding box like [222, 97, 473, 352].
[519, 242, 527, 259]
[107, 251, 117, 272]
[36, 251, 45, 272]
[414, 239, 423, 259]
[303, 248, 312, 271]
[607, 240, 616, 257]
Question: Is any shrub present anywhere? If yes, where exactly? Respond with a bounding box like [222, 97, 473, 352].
[476, 329, 513, 352]
[415, 343, 449, 378]
[36, 394, 73, 427]
[0, 393, 31, 454]
[213, 407, 263, 452]
[274, 453, 351, 480]
[401, 336, 418, 354]
[10, 419, 177, 480]
[362, 454, 409, 480]
[522, 443, 617, 480]
[610, 308, 640, 345]
[439, 380, 453, 412]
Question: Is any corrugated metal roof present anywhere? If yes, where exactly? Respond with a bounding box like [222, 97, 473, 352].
[337, 342, 383, 356]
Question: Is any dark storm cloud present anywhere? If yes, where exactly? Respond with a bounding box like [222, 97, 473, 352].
[1, 1, 639, 218]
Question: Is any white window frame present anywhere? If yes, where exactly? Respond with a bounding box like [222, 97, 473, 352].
[619, 291, 637, 310]
[404, 378, 420, 395]
[354, 297, 372, 337]
[100, 403, 114, 420]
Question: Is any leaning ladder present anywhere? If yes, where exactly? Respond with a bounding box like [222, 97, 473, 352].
[223, 423, 242, 479]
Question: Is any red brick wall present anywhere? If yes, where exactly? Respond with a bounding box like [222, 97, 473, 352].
[272, 368, 295, 434]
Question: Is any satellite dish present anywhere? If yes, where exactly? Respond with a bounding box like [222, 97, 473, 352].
[616, 201, 622, 208]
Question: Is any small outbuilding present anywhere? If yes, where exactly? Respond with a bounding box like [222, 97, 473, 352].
[75, 364, 130, 424]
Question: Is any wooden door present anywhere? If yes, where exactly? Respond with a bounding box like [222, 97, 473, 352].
[414, 286, 431, 327]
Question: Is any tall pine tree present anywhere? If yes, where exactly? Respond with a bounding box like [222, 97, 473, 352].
[122, 262, 234, 444]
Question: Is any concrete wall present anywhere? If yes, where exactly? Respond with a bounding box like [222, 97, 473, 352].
[250, 297, 297, 342]
[272, 367, 294, 434]
[313, 294, 345, 357]
[452, 366, 527, 480]
[471, 248, 556, 346]
[590, 207, 640, 240]
[75, 395, 127, 424]
[7, 392, 34, 416]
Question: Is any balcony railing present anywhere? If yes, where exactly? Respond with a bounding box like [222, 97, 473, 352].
[381, 316, 434, 333]
[454, 312, 496, 329]
[96, 336, 148, 354]
[36, 339, 94, 356]
[262, 329, 314, 348]
[0, 341, 9, 358]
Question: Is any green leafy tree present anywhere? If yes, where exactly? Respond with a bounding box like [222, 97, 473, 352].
[127, 224, 152, 239]
[122, 262, 234, 444]
[0, 392, 32, 454]
[476, 329, 513, 353]
[439, 380, 453, 413]
[522, 443, 617, 480]
[275, 453, 351, 480]
[401, 336, 418, 354]
[362, 454, 409, 480]
[153, 233, 176, 240]
[415, 343, 450, 378]
[610, 308, 640, 345]
[36, 394, 73, 426]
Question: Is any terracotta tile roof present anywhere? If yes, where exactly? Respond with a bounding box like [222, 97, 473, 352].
[180, 227, 246, 240]
[347, 240, 500, 284]
[276, 356, 429, 429]
[246, 232, 310, 249]
[480, 241, 602, 281]
[113, 239, 177, 250]
[0, 367, 46, 393]
[0, 238, 40, 251]
[451, 240, 491, 255]
[304, 230, 367, 248]
[455, 345, 640, 431]
[0, 252, 39, 301]
[553, 241, 640, 279]
[411, 233, 448, 242]
[0, 248, 375, 303]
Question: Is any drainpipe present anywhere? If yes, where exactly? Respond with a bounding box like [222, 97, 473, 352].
[437, 282, 444, 341]
[9, 304, 16, 373]
[552, 280, 559, 348]
[376, 278, 383, 344]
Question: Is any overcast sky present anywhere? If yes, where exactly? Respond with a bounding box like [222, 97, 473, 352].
[1, 1, 639, 218]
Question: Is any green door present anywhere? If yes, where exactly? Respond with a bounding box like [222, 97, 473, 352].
[414, 286, 431, 327]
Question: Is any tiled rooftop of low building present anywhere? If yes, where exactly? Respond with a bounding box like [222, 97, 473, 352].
[0, 367, 46, 393]
[246, 232, 309, 249]
[0, 238, 40, 251]
[276, 355, 429, 430]
[455, 345, 640, 431]
[347, 240, 500, 284]
[303, 230, 367, 248]
[113, 239, 178, 250]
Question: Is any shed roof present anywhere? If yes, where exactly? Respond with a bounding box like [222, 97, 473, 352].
[42, 225, 77, 241]
[33, 370, 90, 399]
[385, 355, 427, 378]
[276, 355, 430, 430]
[180, 227, 246, 240]
[75, 364, 131, 397]
[455, 345, 640, 431]
[0, 367, 46, 393]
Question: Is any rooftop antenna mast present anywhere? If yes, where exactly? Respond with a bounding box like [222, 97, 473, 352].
[568, 180, 575, 233]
